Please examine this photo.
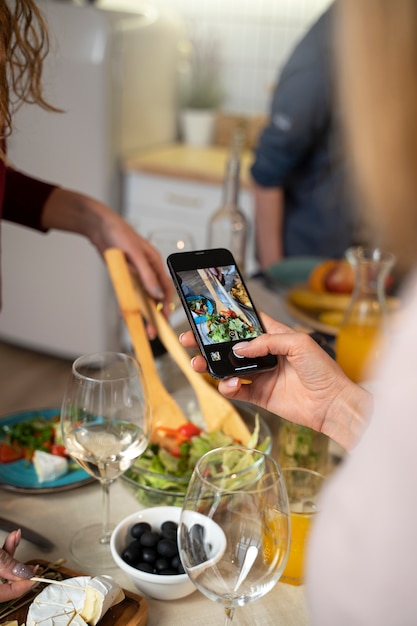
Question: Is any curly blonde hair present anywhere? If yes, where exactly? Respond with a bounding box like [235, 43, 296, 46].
[0, 0, 58, 148]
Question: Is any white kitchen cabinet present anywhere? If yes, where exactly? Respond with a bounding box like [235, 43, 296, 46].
[123, 160, 259, 276]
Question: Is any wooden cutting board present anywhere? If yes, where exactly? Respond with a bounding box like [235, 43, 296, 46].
[0, 560, 148, 626]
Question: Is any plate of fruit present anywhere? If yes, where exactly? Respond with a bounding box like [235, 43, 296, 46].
[285, 258, 400, 335]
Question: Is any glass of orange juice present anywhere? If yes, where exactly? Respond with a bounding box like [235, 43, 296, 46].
[335, 320, 384, 382]
[281, 467, 325, 586]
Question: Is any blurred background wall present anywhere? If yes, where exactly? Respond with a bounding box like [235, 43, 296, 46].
[154, 0, 333, 115]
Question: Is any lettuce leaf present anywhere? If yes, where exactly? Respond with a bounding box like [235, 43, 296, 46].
[124, 414, 270, 497]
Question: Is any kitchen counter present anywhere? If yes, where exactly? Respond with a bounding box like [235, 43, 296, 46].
[123, 143, 255, 188]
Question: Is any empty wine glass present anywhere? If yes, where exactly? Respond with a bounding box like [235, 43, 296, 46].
[61, 351, 151, 569]
[178, 446, 290, 624]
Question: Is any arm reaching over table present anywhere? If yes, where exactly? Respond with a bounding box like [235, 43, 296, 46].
[41, 189, 173, 320]
[180, 312, 372, 452]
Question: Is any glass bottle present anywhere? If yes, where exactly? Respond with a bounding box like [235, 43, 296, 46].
[207, 128, 248, 272]
[335, 246, 396, 383]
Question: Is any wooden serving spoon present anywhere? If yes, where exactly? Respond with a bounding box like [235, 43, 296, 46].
[104, 248, 188, 433]
[197, 268, 226, 313]
[197, 269, 252, 326]
[132, 274, 252, 445]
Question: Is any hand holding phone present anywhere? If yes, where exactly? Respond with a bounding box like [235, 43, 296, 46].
[167, 248, 277, 379]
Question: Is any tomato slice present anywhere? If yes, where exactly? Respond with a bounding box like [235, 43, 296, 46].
[177, 423, 202, 438]
[0, 443, 24, 463]
[50, 444, 68, 457]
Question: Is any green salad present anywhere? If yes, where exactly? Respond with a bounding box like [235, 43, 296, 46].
[206, 310, 258, 343]
[123, 415, 270, 506]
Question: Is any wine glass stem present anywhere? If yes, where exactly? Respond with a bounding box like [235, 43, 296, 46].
[224, 607, 235, 624]
[100, 481, 112, 545]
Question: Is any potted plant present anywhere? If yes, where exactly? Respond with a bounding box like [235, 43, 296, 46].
[179, 35, 225, 147]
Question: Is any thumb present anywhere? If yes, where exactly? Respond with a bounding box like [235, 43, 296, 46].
[232, 330, 310, 361]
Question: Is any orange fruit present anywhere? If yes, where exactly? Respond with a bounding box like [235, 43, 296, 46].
[308, 260, 338, 293]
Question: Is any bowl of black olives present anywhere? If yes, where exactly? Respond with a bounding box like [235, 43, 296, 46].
[110, 506, 196, 600]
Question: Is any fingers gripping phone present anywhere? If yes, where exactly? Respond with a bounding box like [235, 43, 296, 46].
[167, 248, 278, 379]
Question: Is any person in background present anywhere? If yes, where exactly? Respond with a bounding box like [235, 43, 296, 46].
[0, 0, 172, 598]
[182, 0, 417, 622]
[251, 1, 360, 270]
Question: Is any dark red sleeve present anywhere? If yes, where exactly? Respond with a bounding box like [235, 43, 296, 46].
[2, 166, 56, 232]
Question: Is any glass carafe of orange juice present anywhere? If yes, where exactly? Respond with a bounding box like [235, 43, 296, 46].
[335, 246, 395, 382]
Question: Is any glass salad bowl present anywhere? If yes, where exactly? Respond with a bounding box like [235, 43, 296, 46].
[120, 401, 272, 507]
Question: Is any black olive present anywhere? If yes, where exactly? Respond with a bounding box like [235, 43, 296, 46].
[161, 521, 178, 533]
[161, 527, 177, 542]
[140, 531, 160, 548]
[122, 540, 142, 564]
[155, 558, 170, 572]
[190, 524, 208, 564]
[131, 522, 152, 540]
[170, 555, 181, 570]
[141, 547, 157, 564]
[159, 569, 178, 575]
[134, 562, 154, 573]
[157, 539, 178, 559]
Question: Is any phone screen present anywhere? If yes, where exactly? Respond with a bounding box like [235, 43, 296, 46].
[168, 248, 277, 378]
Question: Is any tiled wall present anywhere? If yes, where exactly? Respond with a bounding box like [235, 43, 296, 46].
[155, 0, 333, 115]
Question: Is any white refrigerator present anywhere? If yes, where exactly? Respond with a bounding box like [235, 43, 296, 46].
[0, 0, 184, 357]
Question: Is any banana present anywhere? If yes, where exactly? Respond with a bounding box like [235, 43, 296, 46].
[318, 311, 345, 327]
[288, 288, 351, 312]
[288, 287, 401, 314]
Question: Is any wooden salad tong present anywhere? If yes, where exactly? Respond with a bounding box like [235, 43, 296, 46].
[105, 247, 251, 444]
[197, 268, 252, 325]
[131, 269, 252, 445]
[104, 248, 189, 433]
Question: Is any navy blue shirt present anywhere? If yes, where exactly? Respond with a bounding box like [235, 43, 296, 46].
[251, 4, 357, 258]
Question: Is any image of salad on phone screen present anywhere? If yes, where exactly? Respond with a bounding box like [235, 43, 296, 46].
[178, 265, 263, 345]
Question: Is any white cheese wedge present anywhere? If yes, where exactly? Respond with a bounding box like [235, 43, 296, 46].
[27, 576, 88, 626]
[33, 450, 68, 483]
[81, 576, 125, 626]
[26, 575, 124, 626]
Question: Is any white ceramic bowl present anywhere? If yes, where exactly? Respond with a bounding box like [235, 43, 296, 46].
[110, 506, 195, 600]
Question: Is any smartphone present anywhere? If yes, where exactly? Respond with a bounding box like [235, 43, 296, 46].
[167, 248, 278, 379]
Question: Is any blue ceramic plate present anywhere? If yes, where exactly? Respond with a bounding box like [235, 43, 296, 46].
[186, 295, 214, 323]
[0, 408, 93, 493]
[266, 257, 326, 287]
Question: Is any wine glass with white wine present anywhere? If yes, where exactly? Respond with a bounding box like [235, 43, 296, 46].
[179, 446, 291, 624]
[61, 351, 151, 569]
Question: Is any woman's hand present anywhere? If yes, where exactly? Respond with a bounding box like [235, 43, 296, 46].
[180, 313, 372, 451]
[0, 530, 38, 602]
